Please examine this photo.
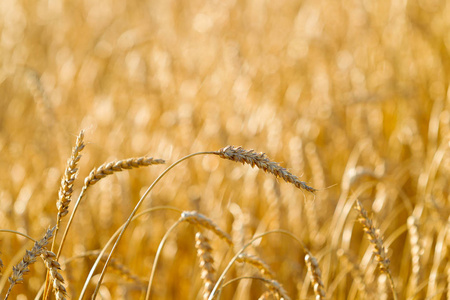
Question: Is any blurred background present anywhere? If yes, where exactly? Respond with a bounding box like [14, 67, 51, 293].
[0, 0, 449, 299]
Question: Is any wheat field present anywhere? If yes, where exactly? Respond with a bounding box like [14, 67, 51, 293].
[0, 0, 449, 299]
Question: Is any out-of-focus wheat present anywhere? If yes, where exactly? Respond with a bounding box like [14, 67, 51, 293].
[181, 211, 233, 246]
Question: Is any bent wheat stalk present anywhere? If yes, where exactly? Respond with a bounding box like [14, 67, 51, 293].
[209, 229, 307, 300]
[56, 156, 165, 260]
[89, 147, 314, 299]
[146, 211, 232, 300]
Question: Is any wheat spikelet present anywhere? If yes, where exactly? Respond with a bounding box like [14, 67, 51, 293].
[235, 253, 288, 299]
[354, 200, 391, 274]
[84, 157, 166, 187]
[216, 146, 316, 193]
[377, 274, 388, 300]
[236, 253, 274, 279]
[181, 211, 233, 246]
[305, 252, 326, 300]
[56, 130, 85, 224]
[266, 279, 291, 300]
[41, 250, 67, 300]
[5, 227, 55, 299]
[355, 200, 397, 300]
[195, 232, 216, 300]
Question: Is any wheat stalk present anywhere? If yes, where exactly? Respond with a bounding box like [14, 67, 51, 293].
[5, 227, 55, 300]
[56, 156, 165, 259]
[305, 252, 326, 300]
[195, 232, 216, 300]
[181, 211, 233, 246]
[354, 200, 397, 300]
[337, 249, 370, 298]
[85, 250, 146, 286]
[215, 146, 316, 193]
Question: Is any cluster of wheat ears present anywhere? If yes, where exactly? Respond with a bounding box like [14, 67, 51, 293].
[1, 2, 450, 298]
[2, 128, 439, 299]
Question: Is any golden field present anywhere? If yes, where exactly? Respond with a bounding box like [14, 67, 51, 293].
[0, 0, 449, 299]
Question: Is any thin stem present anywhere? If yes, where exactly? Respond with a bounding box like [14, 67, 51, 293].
[56, 185, 89, 260]
[77, 205, 184, 299]
[145, 219, 183, 300]
[0, 229, 37, 243]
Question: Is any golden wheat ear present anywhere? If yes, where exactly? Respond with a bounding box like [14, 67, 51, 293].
[215, 146, 317, 193]
[41, 250, 67, 300]
[195, 232, 216, 300]
[305, 252, 326, 300]
[354, 200, 397, 300]
[236, 253, 275, 279]
[5, 227, 55, 300]
[181, 211, 233, 246]
[56, 130, 85, 224]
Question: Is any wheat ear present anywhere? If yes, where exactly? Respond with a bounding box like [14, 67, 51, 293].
[355, 200, 397, 300]
[57, 156, 165, 259]
[406, 216, 422, 297]
[44, 130, 84, 300]
[216, 146, 316, 193]
[41, 250, 67, 300]
[236, 253, 274, 279]
[266, 279, 291, 300]
[56, 130, 85, 225]
[305, 252, 326, 300]
[195, 232, 216, 300]
[236, 253, 289, 300]
[181, 211, 233, 246]
[5, 227, 55, 299]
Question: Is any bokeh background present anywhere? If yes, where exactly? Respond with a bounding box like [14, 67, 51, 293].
[0, 0, 449, 299]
